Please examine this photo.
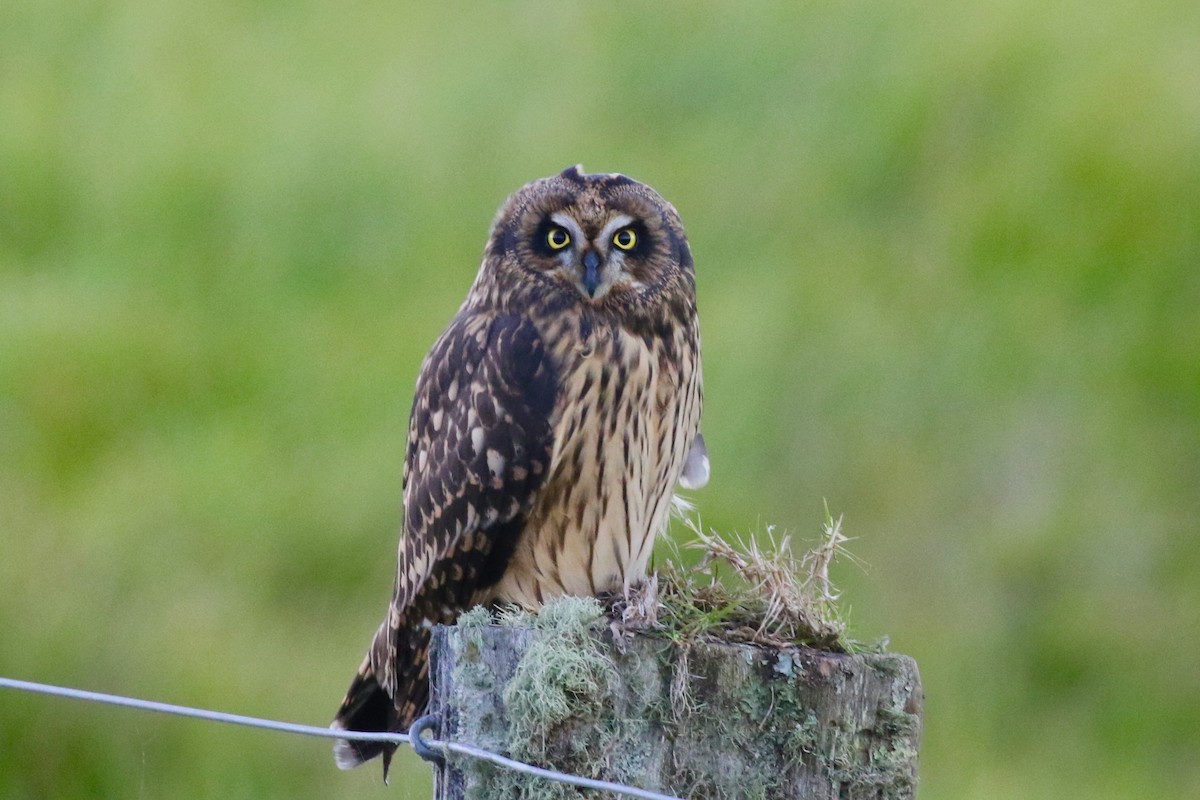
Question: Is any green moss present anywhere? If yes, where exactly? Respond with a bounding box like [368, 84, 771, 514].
[789, 710, 824, 758]
[455, 606, 495, 629]
[865, 652, 906, 677]
[457, 597, 629, 799]
[876, 703, 921, 737]
[445, 601, 920, 800]
[502, 599, 615, 757]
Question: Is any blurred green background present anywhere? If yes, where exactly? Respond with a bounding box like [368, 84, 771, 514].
[2, 1, 1198, 797]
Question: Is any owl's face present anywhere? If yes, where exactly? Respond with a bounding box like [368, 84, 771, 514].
[483, 166, 694, 312]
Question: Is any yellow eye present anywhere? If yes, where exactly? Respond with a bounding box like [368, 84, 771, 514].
[612, 228, 637, 251]
[546, 227, 571, 250]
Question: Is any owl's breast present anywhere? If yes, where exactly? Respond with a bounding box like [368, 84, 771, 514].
[479, 316, 701, 609]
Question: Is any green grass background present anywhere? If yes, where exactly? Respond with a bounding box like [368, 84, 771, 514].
[2, 2, 1198, 797]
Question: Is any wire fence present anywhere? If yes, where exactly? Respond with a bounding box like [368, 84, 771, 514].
[0, 676, 681, 800]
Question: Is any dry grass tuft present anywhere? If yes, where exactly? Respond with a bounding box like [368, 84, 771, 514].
[615, 505, 856, 651]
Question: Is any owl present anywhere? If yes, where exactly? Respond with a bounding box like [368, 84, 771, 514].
[331, 166, 708, 774]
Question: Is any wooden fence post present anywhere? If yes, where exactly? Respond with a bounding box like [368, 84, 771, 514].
[427, 601, 922, 799]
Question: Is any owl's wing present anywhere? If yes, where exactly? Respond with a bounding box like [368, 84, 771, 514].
[392, 309, 557, 618]
[332, 311, 556, 772]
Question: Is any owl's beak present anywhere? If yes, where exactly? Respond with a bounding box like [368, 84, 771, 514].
[581, 250, 603, 298]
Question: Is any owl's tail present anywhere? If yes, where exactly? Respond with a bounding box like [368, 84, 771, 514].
[332, 617, 435, 780]
[330, 654, 399, 777]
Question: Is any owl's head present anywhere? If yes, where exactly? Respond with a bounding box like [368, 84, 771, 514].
[479, 166, 694, 313]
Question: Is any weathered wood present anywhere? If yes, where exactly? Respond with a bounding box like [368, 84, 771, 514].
[428, 602, 922, 799]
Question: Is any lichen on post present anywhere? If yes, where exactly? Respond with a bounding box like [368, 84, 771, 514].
[428, 596, 923, 800]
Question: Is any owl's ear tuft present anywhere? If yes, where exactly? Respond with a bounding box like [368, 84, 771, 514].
[560, 164, 586, 183]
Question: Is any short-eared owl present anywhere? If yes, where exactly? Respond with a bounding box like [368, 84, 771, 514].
[332, 166, 707, 772]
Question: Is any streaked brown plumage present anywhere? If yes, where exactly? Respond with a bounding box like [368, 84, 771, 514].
[331, 166, 707, 773]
